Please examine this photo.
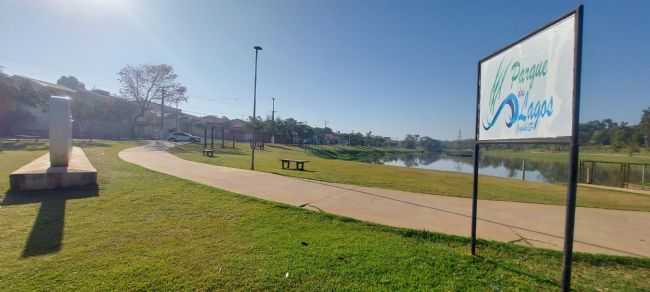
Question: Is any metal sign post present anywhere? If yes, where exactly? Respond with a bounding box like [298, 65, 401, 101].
[471, 5, 583, 292]
[561, 5, 583, 291]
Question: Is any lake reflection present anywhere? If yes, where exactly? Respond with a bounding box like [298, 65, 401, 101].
[378, 152, 569, 184]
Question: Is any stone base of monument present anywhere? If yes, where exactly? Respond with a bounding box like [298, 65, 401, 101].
[10, 147, 97, 191]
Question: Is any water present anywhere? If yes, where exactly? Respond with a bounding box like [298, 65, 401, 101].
[378, 152, 569, 184]
[378, 152, 649, 187]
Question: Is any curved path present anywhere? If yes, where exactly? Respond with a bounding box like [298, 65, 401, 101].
[119, 142, 650, 257]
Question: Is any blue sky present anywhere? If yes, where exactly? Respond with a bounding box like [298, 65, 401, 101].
[1, 0, 648, 140]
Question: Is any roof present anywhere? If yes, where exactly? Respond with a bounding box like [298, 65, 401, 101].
[14, 75, 76, 94]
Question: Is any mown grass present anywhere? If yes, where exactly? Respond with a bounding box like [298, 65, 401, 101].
[1, 140, 650, 290]
[172, 142, 650, 212]
[305, 144, 421, 162]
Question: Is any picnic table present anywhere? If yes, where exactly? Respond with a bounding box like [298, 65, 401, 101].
[281, 159, 310, 171]
[202, 148, 215, 157]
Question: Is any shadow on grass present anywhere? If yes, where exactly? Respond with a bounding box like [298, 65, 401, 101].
[266, 144, 298, 151]
[217, 148, 247, 156]
[0, 141, 49, 152]
[276, 168, 318, 173]
[1, 186, 99, 257]
[172, 144, 247, 156]
[73, 140, 112, 148]
[481, 256, 561, 288]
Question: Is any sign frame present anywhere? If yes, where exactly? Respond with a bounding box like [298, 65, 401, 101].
[470, 6, 583, 292]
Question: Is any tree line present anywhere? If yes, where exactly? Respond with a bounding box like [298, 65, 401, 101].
[246, 116, 442, 151]
[448, 108, 650, 153]
[3, 64, 646, 153]
[579, 112, 650, 151]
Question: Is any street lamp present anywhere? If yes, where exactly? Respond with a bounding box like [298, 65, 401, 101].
[271, 97, 276, 144]
[251, 45, 263, 170]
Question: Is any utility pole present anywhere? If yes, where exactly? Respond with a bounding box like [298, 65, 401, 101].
[175, 101, 180, 131]
[271, 97, 276, 144]
[251, 46, 263, 170]
[160, 88, 166, 140]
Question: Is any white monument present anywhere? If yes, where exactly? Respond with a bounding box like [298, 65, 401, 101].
[49, 96, 73, 166]
[9, 95, 97, 191]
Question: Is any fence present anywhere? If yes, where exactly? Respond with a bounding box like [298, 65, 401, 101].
[579, 160, 649, 190]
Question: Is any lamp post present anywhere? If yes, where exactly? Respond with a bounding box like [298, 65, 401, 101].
[160, 88, 166, 140]
[251, 45, 263, 170]
[271, 97, 276, 144]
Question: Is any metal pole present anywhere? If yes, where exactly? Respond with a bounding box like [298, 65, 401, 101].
[222, 127, 225, 148]
[211, 127, 214, 149]
[175, 102, 180, 130]
[251, 46, 262, 170]
[618, 164, 625, 188]
[642, 164, 646, 186]
[160, 88, 165, 140]
[203, 127, 207, 149]
[521, 160, 526, 181]
[561, 5, 583, 292]
[471, 142, 480, 255]
[271, 97, 276, 144]
[471, 61, 481, 256]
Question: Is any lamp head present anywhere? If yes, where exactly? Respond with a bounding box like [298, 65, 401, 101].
[254, 46, 263, 51]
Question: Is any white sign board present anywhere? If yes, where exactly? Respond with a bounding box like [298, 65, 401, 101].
[479, 14, 576, 141]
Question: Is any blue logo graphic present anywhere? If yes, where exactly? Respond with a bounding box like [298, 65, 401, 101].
[483, 92, 554, 132]
[482, 93, 519, 130]
[483, 58, 555, 133]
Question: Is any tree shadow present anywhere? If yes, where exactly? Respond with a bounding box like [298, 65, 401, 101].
[1, 186, 99, 257]
[0, 141, 49, 152]
[73, 140, 112, 148]
[266, 144, 299, 151]
[479, 256, 561, 288]
[215, 148, 247, 156]
[277, 168, 318, 173]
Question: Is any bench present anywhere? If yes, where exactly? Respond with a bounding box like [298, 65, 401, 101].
[281, 159, 310, 171]
[202, 148, 215, 157]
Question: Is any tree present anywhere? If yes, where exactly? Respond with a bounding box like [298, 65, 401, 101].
[0, 76, 48, 135]
[117, 64, 186, 138]
[419, 136, 442, 152]
[641, 107, 650, 147]
[57, 76, 86, 91]
[403, 134, 419, 149]
[71, 94, 99, 139]
[283, 118, 298, 144]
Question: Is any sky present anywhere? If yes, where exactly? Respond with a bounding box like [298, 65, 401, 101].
[1, 0, 648, 140]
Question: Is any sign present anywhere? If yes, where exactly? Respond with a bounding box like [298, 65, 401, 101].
[479, 14, 576, 141]
[472, 6, 583, 292]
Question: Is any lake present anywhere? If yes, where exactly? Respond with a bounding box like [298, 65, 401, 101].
[376, 152, 647, 187]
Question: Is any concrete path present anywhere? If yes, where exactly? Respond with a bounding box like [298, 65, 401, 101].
[119, 142, 650, 257]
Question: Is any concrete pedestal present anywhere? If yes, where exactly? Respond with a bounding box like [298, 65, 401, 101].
[10, 147, 97, 191]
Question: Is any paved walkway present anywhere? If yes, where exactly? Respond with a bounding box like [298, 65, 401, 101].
[119, 142, 650, 257]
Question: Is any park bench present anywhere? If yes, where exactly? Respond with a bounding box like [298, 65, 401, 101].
[281, 159, 310, 171]
[202, 148, 215, 157]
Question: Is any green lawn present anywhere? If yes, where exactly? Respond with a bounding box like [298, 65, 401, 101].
[1, 140, 649, 290]
[171, 143, 650, 212]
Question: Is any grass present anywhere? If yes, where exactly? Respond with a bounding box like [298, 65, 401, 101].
[305, 144, 421, 162]
[1, 140, 650, 290]
[171, 142, 650, 212]
[484, 147, 650, 164]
